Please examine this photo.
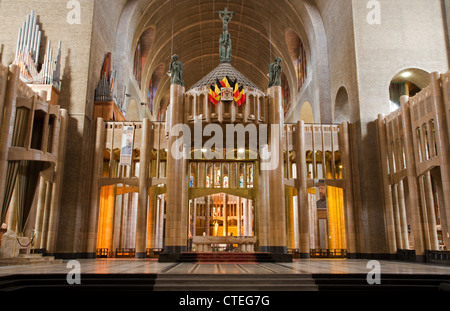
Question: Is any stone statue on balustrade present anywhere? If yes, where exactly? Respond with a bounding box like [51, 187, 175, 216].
[169, 54, 185, 87]
[268, 57, 283, 88]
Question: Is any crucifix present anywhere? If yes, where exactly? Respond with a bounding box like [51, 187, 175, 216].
[217, 7, 235, 32]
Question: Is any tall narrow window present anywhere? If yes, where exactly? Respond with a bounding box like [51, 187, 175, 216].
[416, 128, 423, 162]
[423, 123, 430, 160]
[429, 119, 438, 157]
[206, 163, 213, 188]
[247, 163, 254, 188]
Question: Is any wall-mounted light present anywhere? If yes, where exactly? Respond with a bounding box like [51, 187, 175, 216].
[401, 71, 412, 78]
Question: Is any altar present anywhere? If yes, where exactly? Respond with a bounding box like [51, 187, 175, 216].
[192, 236, 257, 252]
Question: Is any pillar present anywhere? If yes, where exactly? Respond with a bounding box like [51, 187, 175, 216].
[267, 85, 287, 254]
[33, 177, 47, 249]
[295, 120, 310, 258]
[376, 115, 397, 254]
[237, 196, 242, 236]
[341, 121, 358, 255]
[424, 171, 439, 250]
[397, 180, 410, 249]
[46, 109, 68, 255]
[434, 72, 450, 248]
[0, 65, 19, 226]
[400, 95, 426, 259]
[418, 176, 431, 250]
[256, 160, 270, 250]
[39, 181, 52, 249]
[136, 118, 151, 258]
[223, 194, 228, 236]
[392, 184, 403, 249]
[243, 198, 248, 236]
[162, 83, 187, 259]
[205, 196, 210, 236]
[84, 117, 106, 256]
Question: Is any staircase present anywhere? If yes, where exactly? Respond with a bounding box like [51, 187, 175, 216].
[312, 273, 450, 292]
[0, 273, 448, 292]
[153, 273, 317, 291]
[178, 252, 277, 263]
[0, 253, 62, 266]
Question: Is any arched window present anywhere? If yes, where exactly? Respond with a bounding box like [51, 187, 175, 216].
[133, 27, 156, 88]
[147, 64, 164, 115]
[281, 73, 291, 114]
[286, 29, 308, 91]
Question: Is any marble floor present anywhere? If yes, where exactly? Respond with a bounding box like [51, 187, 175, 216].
[1, 259, 450, 276]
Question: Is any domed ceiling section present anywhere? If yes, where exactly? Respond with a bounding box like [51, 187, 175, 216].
[189, 62, 262, 92]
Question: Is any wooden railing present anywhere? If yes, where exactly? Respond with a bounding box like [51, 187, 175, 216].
[146, 248, 163, 258]
[96, 248, 109, 258]
[310, 249, 347, 258]
[426, 250, 450, 265]
[397, 249, 416, 261]
[115, 248, 136, 258]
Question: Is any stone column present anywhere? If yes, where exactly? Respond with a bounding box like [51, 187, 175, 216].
[400, 95, 426, 258]
[158, 195, 165, 248]
[136, 118, 151, 258]
[340, 121, 357, 255]
[424, 171, 439, 250]
[236, 197, 241, 236]
[376, 115, 397, 254]
[34, 177, 47, 249]
[397, 180, 410, 249]
[434, 72, 450, 248]
[0, 65, 19, 223]
[192, 198, 197, 238]
[256, 161, 270, 249]
[418, 176, 431, 250]
[295, 120, 310, 258]
[162, 83, 187, 259]
[223, 194, 228, 236]
[243, 198, 248, 236]
[85, 117, 106, 256]
[392, 184, 403, 249]
[46, 109, 68, 255]
[205, 196, 210, 236]
[267, 85, 287, 254]
[39, 181, 52, 249]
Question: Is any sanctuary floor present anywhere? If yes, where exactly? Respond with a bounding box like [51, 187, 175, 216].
[1, 258, 450, 276]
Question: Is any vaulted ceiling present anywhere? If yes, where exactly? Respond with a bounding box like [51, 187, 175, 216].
[116, 0, 324, 116]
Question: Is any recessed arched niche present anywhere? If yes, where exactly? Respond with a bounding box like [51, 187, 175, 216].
[389, 68, 430, 111]
[299, 101, 314, 124]
[334, 86, 350, 124]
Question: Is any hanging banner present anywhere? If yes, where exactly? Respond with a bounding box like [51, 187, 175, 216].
[120, 126, 134, 166]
